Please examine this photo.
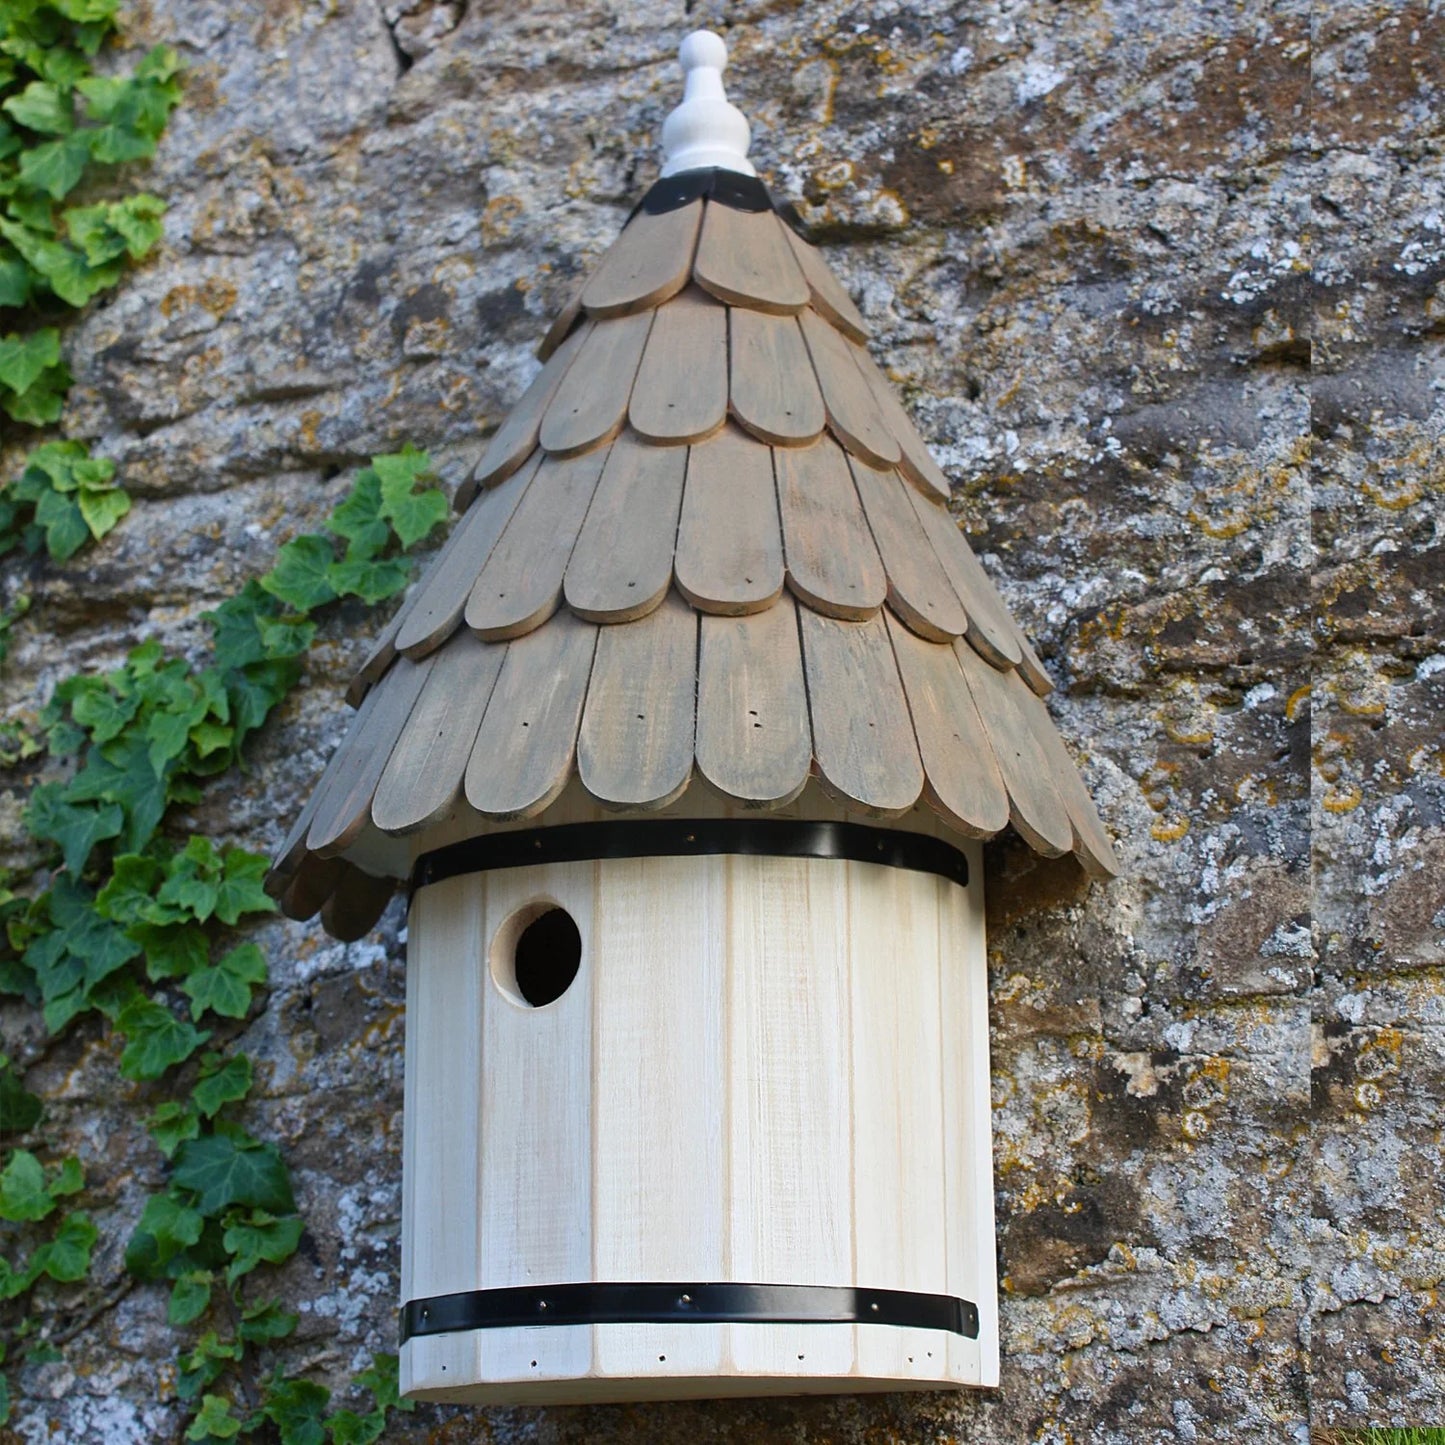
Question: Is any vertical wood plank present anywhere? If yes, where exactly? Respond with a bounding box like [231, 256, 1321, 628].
[580, 201, 703, 317]
[591, 855, 726, 1378]
[798, 310, 900, 468]
[539, 312, 654, 458]
[477, 862, 596, 1382]
[726, 854, 854, 1375]
[798, 608, 924, 815]
[728, 310, 825, 446]
[563, 434, 687, 623]
[781, 225, 870, 342]
[464, 449, 609, 641]
[674, 425, 785, 615]
[848, 454, 969, 641]
[695, 601, 812, 807]
[776, 436, 886, 620]
[851, 347, 953, 504]
[371, 630, 506, 835]
[576, 592, 697, 809]
[939, 850, 998, 1386]
[627, 289, 728, 445]
[397, 453, 542, 659]
[694, 203, 809, 313]
[464, 610, 598, 820]
[849, 861, 946, 1379]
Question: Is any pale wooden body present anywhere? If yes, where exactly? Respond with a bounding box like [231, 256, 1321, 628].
[399, 839, 998, 1404]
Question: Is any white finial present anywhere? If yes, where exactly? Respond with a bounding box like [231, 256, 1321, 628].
[660, 30, 756, 178]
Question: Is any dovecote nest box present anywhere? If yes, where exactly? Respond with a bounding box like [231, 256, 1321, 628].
[265, 31, 1117, 1406]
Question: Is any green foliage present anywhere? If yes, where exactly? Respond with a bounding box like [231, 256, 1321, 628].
[0, 440, 129, 562]
[2, 434, 441, 1433]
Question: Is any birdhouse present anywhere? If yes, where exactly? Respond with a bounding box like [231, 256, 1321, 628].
[265, 31, 1117, 1406]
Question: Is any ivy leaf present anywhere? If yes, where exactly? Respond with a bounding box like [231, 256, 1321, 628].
[326, 470, 388, 559]
[172, 1133, 295, 1216]
[239, 1298, 298, 1345]
[63, 195, 165, 265]
[168, 1269, 213, 1326]
[0, 330, 62, 397]
[0, 255, 32, 309]
[327, 553, 411, 605]
[261, 1376, 330, 1445]
[0, 1150, 53, 1222]
[146, 1101, 201, 1159]
[185, 1395, 243, 1442]
[222, 1209, 303, 1284]
[214, 852, 274, 926]
[24, 878, 142, 1010]
[0, 1059, 43, 1135]
[116, 996, 210, 1081]
[76, 478, 129, 540]
[128, 1193, 204, 1277]
[192, 1053, 252, 1119]
[130, 923, 209, 982]
[31, 1210, 97, 1282]
[327, 1411, 385, 1445]
[184, 943, 266, 1021]
[95, 853, 165, 924]
[25, 785, 122, 874]
[2, 81, 74, 135]
[354, 1353, 406, 1413]
[177, 1332, 243, 1401]
[260, 534, 338, 612]
[71, 679, 140, 745]
[31, 482, 88, 554]
[374, 445, 446, 549]
[18, 132, 94, 199]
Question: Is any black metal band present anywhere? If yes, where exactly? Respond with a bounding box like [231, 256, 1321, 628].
[400, 1282, 979, 1344]
[412, 818, 968, 894]
[634, 166, 775, 219]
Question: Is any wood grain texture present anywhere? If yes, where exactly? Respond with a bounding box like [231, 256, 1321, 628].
[1017, 686, 1120, 877]
[476, 862, 595, 1383]
[538, 311, 652, 458]
[693, 202, 809, 313]
[563, 434, 686, 623]
[695, 600, 811, 807]
[781, 225, 869, 343]
[1014, 630, 1055, 697]
[849, 864, 946, 1380]
[952, 637, 1074, 855]
[939, 854, 1000, 1387]
[885, 611, 1010, 837]
[371, 629, 505, 835]
[580, 200, 702, 317]
[577, 591, 696, 809]
[464, 609, 598, 819]
[798, 310, 900, 469]
[397, 452, 542, 658]
[851, 349, 952, 504]
[673, 425, 784, 615]
[591, 855, 726, 1379]
[277, 854, 343, 921]
[728, 309, 826, 447]
[848, 454, 969, 642]
[464, 448, 608, 641]
[306, 653, 434, 857]
[726, 853, 853, 1376]
[463, 323, 591, 505]
[627, 289, 728, 444]
[319, 862, 392, 941]
[775, 435, 886, 620]
[903, 484, 1024, 669]
[536, 272, 587, 362]
[267, 773, 327, 898]
[344, 605, 403, 709]
[799, 608, 923, 814]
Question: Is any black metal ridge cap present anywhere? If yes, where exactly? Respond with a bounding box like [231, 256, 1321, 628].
[630, 165, 775, 221]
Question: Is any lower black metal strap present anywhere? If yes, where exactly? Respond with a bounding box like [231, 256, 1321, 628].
[411, 818, 968, 894]
[400, 1282, 979, 1344]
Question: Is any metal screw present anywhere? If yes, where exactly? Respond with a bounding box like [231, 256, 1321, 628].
[537, 1299, 548, 1312]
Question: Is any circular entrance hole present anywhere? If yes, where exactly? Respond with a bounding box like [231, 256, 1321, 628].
[490, 902, 582, 1008]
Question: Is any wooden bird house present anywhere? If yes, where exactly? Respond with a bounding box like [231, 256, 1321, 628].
[266, 31, 1117, 1406]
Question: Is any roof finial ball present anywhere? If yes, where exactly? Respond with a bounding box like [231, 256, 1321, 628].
[660, 29, 757, 178]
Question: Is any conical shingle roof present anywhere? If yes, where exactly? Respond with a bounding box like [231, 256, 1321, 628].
[264, 49, 1118, 941]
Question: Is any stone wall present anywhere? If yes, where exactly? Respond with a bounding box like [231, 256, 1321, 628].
[2, 0, 1441, 1440]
